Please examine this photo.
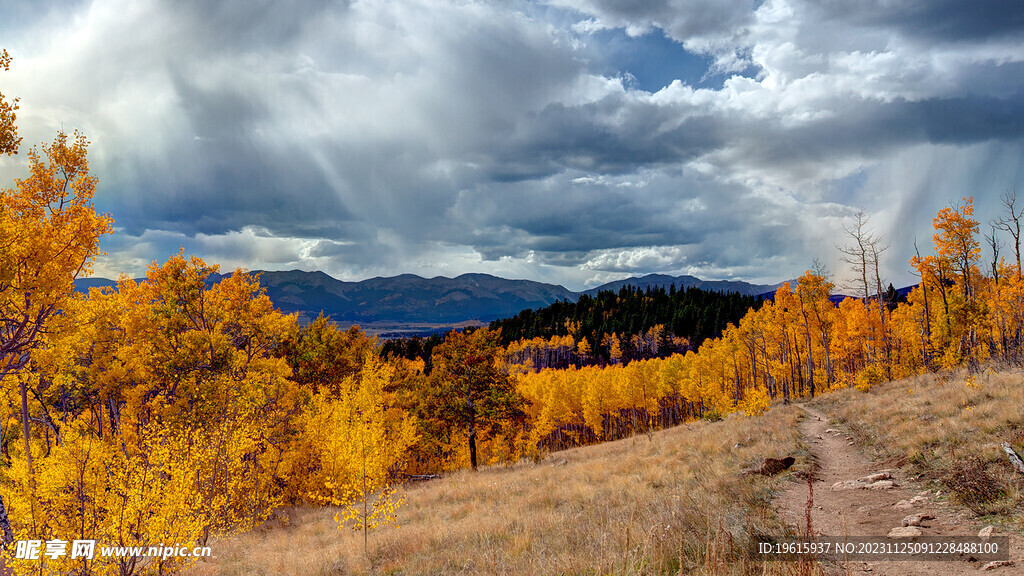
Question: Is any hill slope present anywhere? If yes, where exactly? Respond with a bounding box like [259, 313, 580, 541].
[187, 405, 807, 576]
[185, 368, 1024, 576]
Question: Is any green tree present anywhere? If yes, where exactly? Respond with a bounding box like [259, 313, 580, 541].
[428, 328, 524, 470]
[279, 313, 376, 396]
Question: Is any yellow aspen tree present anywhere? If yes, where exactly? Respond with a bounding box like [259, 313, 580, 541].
[333, 353, 418, 557]
[524, 369, 560, 444]
[933, 197, 981, 300]
[4, 254, 302, 572]
[1, 66, 112, 543]
[735, 310, 763, 396]
[575, 338, 592, 363]
[986, 270, 1024, 360]
[578, 366, 606, 439]
[892, 284, 934, 372]
[1, 131, 113, 379]
[796, 269, 836, 396]
[830, 297, 868, 385]
[770, 283, 804, 399]
[607, 333, 623, 364]
[738, 386, 771, 416]
[931, 197, 985, 366]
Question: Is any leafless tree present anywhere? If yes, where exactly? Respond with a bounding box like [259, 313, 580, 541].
[985, 225, 1002, 284]
[991, 188, 1022, 278]
[836, 210, 888, 320]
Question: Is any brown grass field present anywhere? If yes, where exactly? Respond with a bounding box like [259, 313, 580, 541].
[186, 366, 1024, 576]
[187, 405, 816, 576]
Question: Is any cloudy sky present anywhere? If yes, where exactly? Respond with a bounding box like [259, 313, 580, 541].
[1, 0, 1022, 290]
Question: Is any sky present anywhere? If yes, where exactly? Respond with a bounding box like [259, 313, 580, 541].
[1, 0, 1023, 291]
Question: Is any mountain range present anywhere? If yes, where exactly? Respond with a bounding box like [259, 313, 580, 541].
[74, 271, 786, 328]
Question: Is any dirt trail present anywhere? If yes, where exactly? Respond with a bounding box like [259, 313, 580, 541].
[778, 405, 1023, 575]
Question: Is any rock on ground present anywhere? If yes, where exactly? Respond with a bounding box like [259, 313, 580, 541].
[901, 513, 934, 527]
[887, 526, 923, 538]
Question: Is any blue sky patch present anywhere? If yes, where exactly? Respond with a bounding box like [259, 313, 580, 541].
[591, 28, 714, 92]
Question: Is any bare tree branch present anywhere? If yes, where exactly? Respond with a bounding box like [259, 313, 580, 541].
[991, 188, 1022, 278]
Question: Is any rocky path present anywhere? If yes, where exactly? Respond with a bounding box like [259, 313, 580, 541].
[777, 405, 1022, 575]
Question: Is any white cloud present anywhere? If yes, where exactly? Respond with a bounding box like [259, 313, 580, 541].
[582, 245, 690, 272]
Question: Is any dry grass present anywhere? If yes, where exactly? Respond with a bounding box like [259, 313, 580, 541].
[186, 406, 817, 576]
[943, 457, 1006, 514]
[810, 365, 1024, 520]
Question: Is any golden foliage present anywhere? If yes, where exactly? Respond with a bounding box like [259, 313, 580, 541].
[1, 132, 113, 377]
[0, 49, 21, 156]
[289, 353, 417, 507]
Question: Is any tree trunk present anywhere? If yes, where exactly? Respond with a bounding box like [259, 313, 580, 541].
[20, 378, 32, 473]
[1001, 442, 1024, 474]
[805, 330, 815, 398]
[0, 494, 13, 546]
[468, 424, 478, 470]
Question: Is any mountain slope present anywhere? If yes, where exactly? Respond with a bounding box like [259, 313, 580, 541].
[76, 270, 782, 324]
[253, 271, 577, 323]
[585, 273, 786, 297]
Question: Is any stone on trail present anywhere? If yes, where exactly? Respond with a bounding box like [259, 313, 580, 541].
[832, 480, 868, 491]
[982, 560, 1014, 571]
[901, 514, 933, 527]
[979, 525, 995, 540]
[866, 480, 897, 490]
[895, 495, 928, 509]
[857, 472, 892, 483]
[887, 526, 922, 538]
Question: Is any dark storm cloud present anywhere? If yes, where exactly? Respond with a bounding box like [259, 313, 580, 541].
[714, 91, 1024, 176]
[814, 0, 1024, 42]
[172, 0, 342, 51]
[447, 166, 808, 280]
[918, 94, 1024, 143]
[109, 79, 357, 239]
[500, 97, 723, 176]
[450, 173, 693, 252]
[4, 0, 1024, 289]
[170, 70, 271, 140]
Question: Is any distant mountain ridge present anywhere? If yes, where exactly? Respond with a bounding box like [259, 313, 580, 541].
[582, 273, 786, 298]
[74, 271, 786, 325]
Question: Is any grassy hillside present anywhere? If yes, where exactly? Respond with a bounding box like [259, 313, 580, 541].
[187, 405, 814, 576]
[185, 365, 1024, 576]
